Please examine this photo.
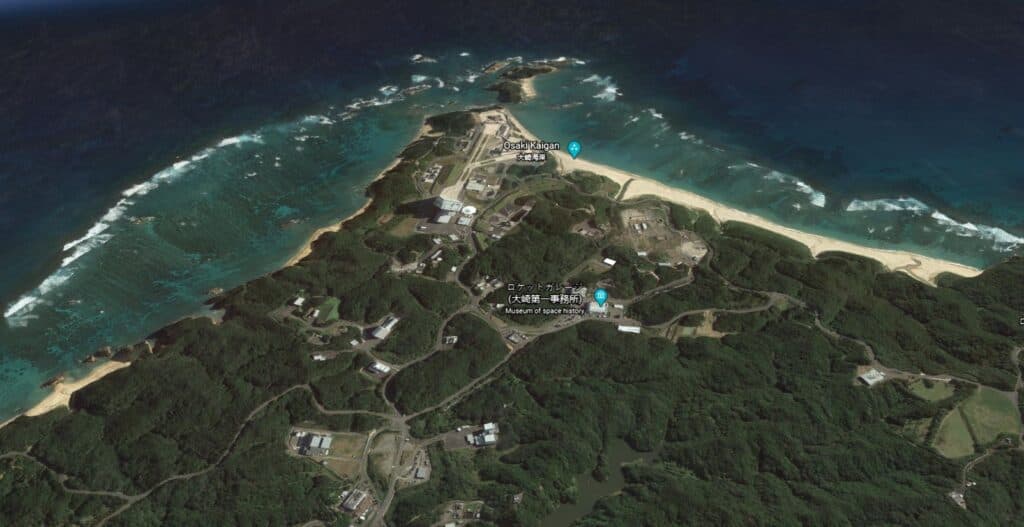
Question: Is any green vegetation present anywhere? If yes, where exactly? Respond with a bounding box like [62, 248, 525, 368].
[399, 317, 1024, 526]
[487, 81, 525, 103]
[461, 199, 598, 287]
[386, 314, 508, 414]
[566, 170, 621, 198]
[908, 379, 956, 402]
[425, 111, 478, 135]
[2, 108, 1022, 526]
[599, 246, 659, 298]
[628, 268, 763, 325]
[706, 222, 1022, 390]
[314, 296, 341, 324]
[500, 64, 555, 80]
[960, 387, 1021, 445]
[933, 410, 976, 459]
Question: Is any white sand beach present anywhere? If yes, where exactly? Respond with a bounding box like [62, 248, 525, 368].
[0, 360, 132, 429]
[503, 110, 983, 285]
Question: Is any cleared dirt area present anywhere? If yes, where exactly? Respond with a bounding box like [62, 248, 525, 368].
[615, 207, 707, 265]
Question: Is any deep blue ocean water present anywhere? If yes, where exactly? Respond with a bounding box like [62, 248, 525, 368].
[1, 0, 1022, 419]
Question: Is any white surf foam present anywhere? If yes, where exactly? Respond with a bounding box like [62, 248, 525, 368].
[302, 115, 335, 126]
[846, 197, 1023, 251]
[410, 54, 437, 63]
[217, 133, 263, 147]
[931, 211, 1024, 250]
[459, 51, 471, 57]
[645, 108, 664, 119]
[3, 129, 251, 325]
[763, 171, 826, 207]
[845, 197, 930, 213]
[378, 85, 399, 97]
[582, 74, 621, 101]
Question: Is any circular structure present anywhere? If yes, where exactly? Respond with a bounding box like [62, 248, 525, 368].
[461, 205, 478, 216]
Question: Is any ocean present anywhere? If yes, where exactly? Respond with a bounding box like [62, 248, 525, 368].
[1, 0, 1022, 419]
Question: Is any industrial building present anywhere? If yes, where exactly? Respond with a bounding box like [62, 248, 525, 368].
[435, 197, 464, 212]
[465, 422, 500, 447]
[858, 369, 886, 386]
[368, 361, 392, 375]
[371, 315, 400, 339]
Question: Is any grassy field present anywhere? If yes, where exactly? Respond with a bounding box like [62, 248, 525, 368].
[323, 458, 361, 479]
[932, 410, 975, 459]
[331, 433, 368, 458]
[388, 216, 421, 238]
[960, 387, 1021, 444]
[907, 379, 955, 401]
[315, 297, 340, 324]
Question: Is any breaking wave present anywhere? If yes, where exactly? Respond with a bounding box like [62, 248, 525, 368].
[763, 171, 826, 207]
[846, 197, 1023, 251]
[846, 197, 930, 213]
[302, 115, 335, 126]
[582, 74, 621, 102]
[3, 131, 257, 326]
[217, 133, 263, 147]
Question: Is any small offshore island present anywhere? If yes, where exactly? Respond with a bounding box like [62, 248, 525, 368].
[1, 76, 1023, 526]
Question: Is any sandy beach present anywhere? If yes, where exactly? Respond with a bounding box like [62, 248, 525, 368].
[520, 77, 538, 100]
[0, 360, 131, 429]
[502, 110, 983, 285]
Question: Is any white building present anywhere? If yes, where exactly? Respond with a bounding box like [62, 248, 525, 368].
[372, 316, 400, 339]
[587, 301, 608, 315]
[602, 258, 617, 267]
[858, 369, 886, 386]
[369, 362, 392, 375]
[617, 325, 641, 334]
[435, 197, 464, 212]
[293, 296, 306, 307]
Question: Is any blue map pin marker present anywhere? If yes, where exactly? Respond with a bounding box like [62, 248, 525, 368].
[593, 287, 608, 307]
[567, 140, 582, 159]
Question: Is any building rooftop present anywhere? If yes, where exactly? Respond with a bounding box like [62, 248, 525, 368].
[858, 369, 886, 386]
[435, 195, 463, 211]
[369, 361, 392, 374]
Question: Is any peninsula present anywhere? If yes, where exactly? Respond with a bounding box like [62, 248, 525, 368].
[1, 105, 1021, 527]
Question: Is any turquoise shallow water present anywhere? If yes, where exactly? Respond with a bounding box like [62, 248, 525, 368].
[1, 52, 1020, 420]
